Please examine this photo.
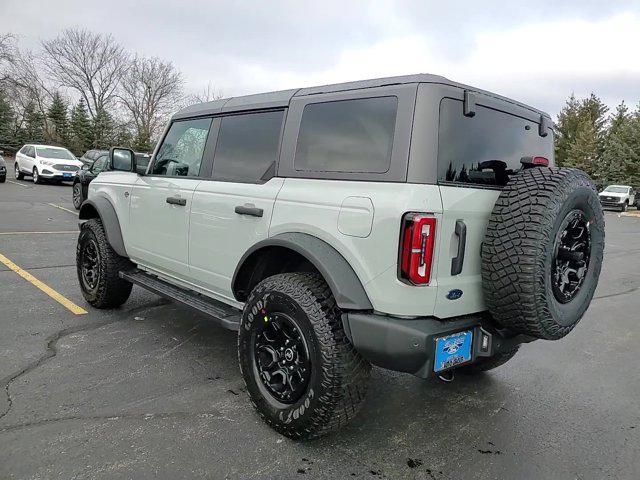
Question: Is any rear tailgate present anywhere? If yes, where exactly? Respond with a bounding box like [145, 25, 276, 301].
[434, 186, 500, 318]
[432, 96, 554, 318]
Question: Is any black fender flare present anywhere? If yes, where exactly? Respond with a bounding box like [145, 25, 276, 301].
[232, 233, 373, 311]
[78, 197, 128, 257]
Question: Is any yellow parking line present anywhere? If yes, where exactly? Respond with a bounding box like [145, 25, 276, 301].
[0, 231, 77, 235]
[0, 252, 87, 315]
[46, 203, 79, 216]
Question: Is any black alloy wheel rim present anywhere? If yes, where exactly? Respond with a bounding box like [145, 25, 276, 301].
[73, 184, 82, 207]
[81, 239, 100, 292]
[551, 210, 591, 304]
[253, 311, 311, 404]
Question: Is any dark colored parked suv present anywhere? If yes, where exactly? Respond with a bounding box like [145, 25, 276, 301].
[73, 151, 151, 209]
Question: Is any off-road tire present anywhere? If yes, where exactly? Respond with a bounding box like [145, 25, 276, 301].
[76, 218, 133, 308]
[482, 167, 605, 340]
[458, 346, 520, 374]
[15, 164, 24, 180]
[238, 272, 371, 440]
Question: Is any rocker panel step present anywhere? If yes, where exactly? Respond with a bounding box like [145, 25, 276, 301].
[120, 270, 241, 331]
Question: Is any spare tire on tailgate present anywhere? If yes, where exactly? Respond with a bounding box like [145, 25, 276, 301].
[482, 167, 605, 340]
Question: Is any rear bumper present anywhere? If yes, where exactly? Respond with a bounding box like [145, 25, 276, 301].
[342, 312, 534, 378]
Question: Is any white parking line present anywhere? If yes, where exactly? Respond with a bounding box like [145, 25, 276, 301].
[7, 180, 29, 188]
[46, 203, 79, 216]
[0, 231, 77, 235]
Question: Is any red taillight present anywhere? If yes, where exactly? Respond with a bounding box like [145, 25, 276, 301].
[520, 155, 550, 167]
[399, 213, 436, 285]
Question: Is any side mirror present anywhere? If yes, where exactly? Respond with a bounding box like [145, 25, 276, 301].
[109, 147, 136, 172]
[81, 164, 90, 171]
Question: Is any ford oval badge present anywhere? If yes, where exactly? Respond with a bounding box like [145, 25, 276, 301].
[447, 289, 463, 300]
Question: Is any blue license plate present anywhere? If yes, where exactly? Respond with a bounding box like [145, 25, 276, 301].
[63, 173, 72, 178]
[434, 330, 473, 372]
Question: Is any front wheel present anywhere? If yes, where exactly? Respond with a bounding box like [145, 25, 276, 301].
[32, 167, 42, 184]
[72, 182, 84, 209]
[238, 272, 371, 440]
[76, 218, 133, 308]
[0, 175, 5, 183]
[621, 201, 628, 212]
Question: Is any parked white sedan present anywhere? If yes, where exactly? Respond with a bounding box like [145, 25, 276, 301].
[599, 185, 637, 212]
[15, 144, 83, 184]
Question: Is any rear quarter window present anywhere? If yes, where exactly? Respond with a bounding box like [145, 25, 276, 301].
[294, 96, 397, 173]
[438, 98, 554, 187]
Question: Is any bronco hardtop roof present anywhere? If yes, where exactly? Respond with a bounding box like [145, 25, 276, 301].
[174, 73, 551, 121]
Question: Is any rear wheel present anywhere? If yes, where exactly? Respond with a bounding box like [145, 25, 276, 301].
[0, 175, 5, 183]
[14, 163, 24, 180]
[238, 272, 370, 440]
[72, 182, 84, 209]
[76, 218, 133, 308]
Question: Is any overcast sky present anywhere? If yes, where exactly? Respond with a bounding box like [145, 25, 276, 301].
[2, 0, 639, 117]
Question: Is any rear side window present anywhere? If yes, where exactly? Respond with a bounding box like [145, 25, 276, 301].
[294, 96, 397, 173]
[152, 117, 212, 177]
[438, 98, 554, 187]
[212, 110, 284, 183]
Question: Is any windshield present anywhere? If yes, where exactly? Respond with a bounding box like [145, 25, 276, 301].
[604, 186, 629, 194]
[36, 147, 76, 160]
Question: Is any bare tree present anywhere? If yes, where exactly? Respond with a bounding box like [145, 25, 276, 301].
[5, 47, 55, 140]
[119, 55, 184, 150]
[189, 81, 223, 104]
[0, 33, 16, 85]
[41, 28, 127, 120]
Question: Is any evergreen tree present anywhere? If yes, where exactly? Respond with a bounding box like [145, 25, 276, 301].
[111, 124, 134, 149]
[555, 94, 581, 166]
[555, 93, 608, 179]
[22, 102, 46, 143]
[70, 99, 92, 155]
[599, 102, 632, 186]
[92, 107, 113, 148]
[0, 89, 15, 150]
[47, 92, 69, 146]
[566, 118, 599, 178]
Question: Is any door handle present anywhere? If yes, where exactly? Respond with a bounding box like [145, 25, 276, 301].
[166, 196, 186, 206]
[451, 220, 467, 276]
[235, 204, 263, 217]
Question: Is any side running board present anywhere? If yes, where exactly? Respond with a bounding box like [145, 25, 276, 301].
[120, 270, 241, 331]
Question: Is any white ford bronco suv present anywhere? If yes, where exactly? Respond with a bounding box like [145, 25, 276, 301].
[76, 74, 605, 439]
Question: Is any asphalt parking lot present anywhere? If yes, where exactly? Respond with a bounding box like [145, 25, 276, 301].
[0, 177, 639, 480]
